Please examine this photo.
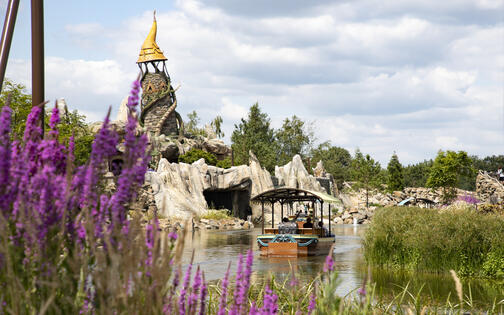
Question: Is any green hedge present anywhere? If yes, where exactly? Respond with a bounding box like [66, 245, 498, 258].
[363, 206, 504, 279]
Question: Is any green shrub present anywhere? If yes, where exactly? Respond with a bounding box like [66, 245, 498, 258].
[363, 206, 504, 279]
[216, 157, 232, 169]
[178, 148, 217, 165]
[200, 209, 231, 220]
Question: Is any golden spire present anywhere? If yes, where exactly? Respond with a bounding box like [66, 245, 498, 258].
[137, 11, 167, 63]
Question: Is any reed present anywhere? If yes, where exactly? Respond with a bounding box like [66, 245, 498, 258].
[363, 206, 504, 278]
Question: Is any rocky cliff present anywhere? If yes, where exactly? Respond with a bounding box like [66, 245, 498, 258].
[476, 171, 504, 203]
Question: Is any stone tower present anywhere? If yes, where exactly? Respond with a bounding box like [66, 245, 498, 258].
[137, 13, 182, 137]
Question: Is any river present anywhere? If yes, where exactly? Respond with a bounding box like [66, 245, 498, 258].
[180, 225, 503, 307]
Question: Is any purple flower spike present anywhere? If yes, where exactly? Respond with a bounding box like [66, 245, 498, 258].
[179, 263, 193, 315]
[261, 285, 278, 314]
[323, 254, 334, 273]
[198, 274, 207, 315]
[307, 293, 316, 315]
[217, 263, 231, 315]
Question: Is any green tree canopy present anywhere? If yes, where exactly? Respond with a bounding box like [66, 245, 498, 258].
[231, 103, 277, 171]
[387, 152, 404, 192]
[310, 142, 352, 189]
[351, 149, 383, 208]
[211, 115, 224, 138]
[1, 79, 93, 165]
[403, 160, 433, 188]
[275, 115, 314, 166]
[426, 150, 474, 203]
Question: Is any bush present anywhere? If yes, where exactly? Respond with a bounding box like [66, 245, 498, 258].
[363, 206, 504, 279]
[178, 148, 218, 165]
[200, 209, 231, 220]
[216, 157, 232, 169]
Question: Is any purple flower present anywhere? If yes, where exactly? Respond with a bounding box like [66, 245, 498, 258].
[323, 254, 334, 273]
[188, 267, 202, 313]
[198, 275, 207, 315]
[179, 263, 193, 315]
[358, 285, 366, 297]
[168, 230, 178, 241]
[307, 293, 316, 314]
[217, 263, 231, 315]
[260, 285, 278, 314]
[458, 194, 480, 205]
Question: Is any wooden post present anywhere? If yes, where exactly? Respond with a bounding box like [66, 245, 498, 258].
[271, 202, 275, 228]
[328, 203, 331, 237]
[280, 202, 283, 222]
[31, 0, 45, 132]
[311, 200, 315, 234]
[261, 200, 264, 234]
[321, 200, 324, 236]
[0, 0, 20, 91]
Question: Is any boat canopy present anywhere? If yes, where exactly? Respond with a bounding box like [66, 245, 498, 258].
[251, 187, 341, 205]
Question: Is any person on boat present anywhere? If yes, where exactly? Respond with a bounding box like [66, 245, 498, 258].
[279, 217, 298, 234]
[318, 221, 329, 237]
[303, 217, 313, 228]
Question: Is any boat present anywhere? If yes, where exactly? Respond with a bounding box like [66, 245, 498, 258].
[251, 188, 340, 257]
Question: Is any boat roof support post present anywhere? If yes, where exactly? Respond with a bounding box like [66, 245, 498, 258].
[311, 200, 315, 234]
[261, 200, 264, 234]
[328, 203, 331, 236]
[271, 201, 275, 228]
[280, 202, 283, 223]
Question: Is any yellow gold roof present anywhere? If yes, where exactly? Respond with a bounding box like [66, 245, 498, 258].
[137, 12, 167, 63]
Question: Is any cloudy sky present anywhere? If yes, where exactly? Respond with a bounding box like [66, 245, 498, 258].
[3, 0, 503, 165]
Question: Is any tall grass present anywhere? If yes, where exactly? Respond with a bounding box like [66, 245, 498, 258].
[363, 206, 504, 279]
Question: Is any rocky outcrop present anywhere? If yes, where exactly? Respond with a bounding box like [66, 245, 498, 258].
[151, 134, 232, 162]
[146, 152, 273, 219]
[275, 155, 326, 193]
[476, 171, 504, 203]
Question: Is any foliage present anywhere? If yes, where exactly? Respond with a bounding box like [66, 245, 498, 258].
[178, 148, 218, 165]
[387, 152, 404, 192]
[200, 209, 232, 220]
[350, 149, 383, 208]
[310, 142, 352, 189]
[363, 206, 504, 279]
[275, 115, 315, 166]
[185, 110, 206, 137]
[403, 159, 433, 188]
[426, 150, 474, 203]
[231, 103, 277, 172]
[216, 157, 232, 169]
[211, 115, 224, 138]
[0, 78, 93, 165]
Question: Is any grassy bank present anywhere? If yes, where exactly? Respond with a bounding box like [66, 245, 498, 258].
[363, 206, 504, 279]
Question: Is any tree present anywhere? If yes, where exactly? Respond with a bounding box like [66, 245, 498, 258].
[387, 152, 404, 192]
[0, 79, 93, 165]
[185, 110, 206, 136]
[0, 79, 33, 138]
[178, 148, 218, 165]
[275, 115, 314, 166]
[351, 149, 383, 208]
[310, 142, 352, 189]
[426, 150, 474, 203]
[211, 115, 224, 139]
[403, 160, 433, 188]
[231, 103, 277, 171]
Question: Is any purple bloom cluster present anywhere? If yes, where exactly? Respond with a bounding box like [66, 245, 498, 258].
[323, 254, 335, 273]
[458, 194, 480, 205]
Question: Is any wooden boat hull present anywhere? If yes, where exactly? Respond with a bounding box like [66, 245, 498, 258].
[257, 234, 335, 257]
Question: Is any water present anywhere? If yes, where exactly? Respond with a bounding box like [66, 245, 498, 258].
[180, 225, 503, 307]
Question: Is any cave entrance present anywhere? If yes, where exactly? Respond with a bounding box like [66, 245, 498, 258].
[203, 189, 251, 220]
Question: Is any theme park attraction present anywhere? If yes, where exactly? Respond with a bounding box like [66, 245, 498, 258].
[252, 188, 338, 257]
[137, 12, 183, 139]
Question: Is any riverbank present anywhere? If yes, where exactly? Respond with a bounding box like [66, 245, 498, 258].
[363, 206, 504, 279]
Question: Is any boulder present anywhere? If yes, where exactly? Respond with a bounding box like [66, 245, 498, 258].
[275, 155, 326, 193]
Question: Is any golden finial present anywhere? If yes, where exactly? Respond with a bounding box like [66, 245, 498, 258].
[137, 11, 167, 63]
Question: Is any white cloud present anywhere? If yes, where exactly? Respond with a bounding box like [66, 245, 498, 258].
[5, 0, 503, 165]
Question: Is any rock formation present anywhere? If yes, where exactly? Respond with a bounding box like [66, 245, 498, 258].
[146, 151, 273, 219]
[275, 155, 326, 193]
[476, 171, 504, 203]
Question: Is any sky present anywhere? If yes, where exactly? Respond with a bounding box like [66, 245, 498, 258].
[2, 0, 504, 166]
